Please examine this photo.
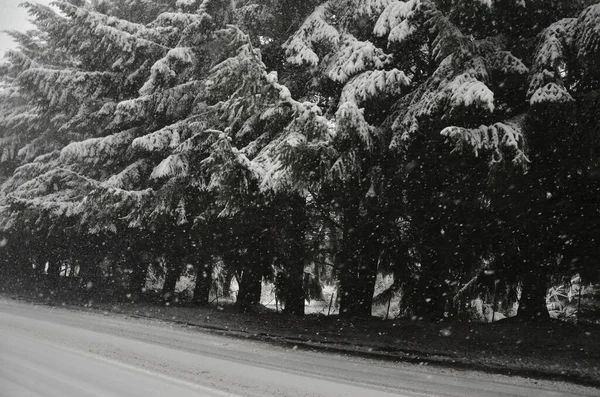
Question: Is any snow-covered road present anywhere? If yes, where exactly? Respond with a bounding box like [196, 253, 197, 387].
[0, 299, 595, 397]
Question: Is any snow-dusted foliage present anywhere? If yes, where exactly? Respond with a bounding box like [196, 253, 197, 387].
[0, 1, 182, 235]
[340, 69, 410, 104]
[449, 73, 495, 112]
[486, 51, 529, 76]
[383, 7, 534, 153]
[326, 34, 391, 83]
[476, 0, 493, 8]
[389, 52, 494, 147]
[574, 3, 600, 79]
[441, 116, 530, 167]
[373, 0, 423, 43]
[65, 1, 232, 227]
[529, 82, 574, 105]
[425, 9, 472, 62]
[0, 87, 34, 163]
[335, 101, 374, 150]
[112, 80, 203, 127]
[131, 117, 206, 154]
[527, 18, 576, 103]
[2, 0, 599, 319]
[255, 84, 369, 192]
[59, 128, 139, 167]
[206, 30, 272, 131]
[1, 50, 39, 74]
[151, 152, 190, 179]
[139, 47, 196, 95]
[18, 68, 119, 108]
[0, 151, 60, 198]
[527, 2, 600, 106]
[283, 3, 340, 66]
[102, 158, 153, 189]
[96, 0, 180, 24]
[79, 183, 155, 232]
[51, 1, 169, 77]
[354, 0, 395, 18]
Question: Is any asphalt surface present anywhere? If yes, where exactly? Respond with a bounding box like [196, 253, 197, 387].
[0, 299, 597, 397]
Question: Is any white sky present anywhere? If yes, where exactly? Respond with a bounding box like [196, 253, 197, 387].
[0, 0, 53, 58]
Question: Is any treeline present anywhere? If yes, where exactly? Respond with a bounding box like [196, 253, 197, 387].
[0, 0, 599, 320]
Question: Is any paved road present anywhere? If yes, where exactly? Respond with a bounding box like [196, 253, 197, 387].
[0, 299, 596, 397]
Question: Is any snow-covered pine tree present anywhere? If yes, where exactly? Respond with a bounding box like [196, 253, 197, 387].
[433, 1, 600, 318]
[130, 20, 310, 310]
[51, 0, 253, 301]
[55, 2, 222, 299]
[258, 0, 497, 317]
[248, 0, 415, 317]
[0, 5, 74, 177]
[2, 0, 598, 321]
[0, 0, 179, 292]
[199, 25, 315, 313]
[267, 0, 586, 318]
[0, 3, 116, 285]
[365, 1, 534, 318]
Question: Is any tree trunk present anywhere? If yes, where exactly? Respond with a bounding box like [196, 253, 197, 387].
[338, 241, 379, 317]
[235, 225, 267, 311]
[31, 258, 45, 285]
[161, 263, 182, 301]
[236, 267, 262, 310]
[338, 194, 379, 318]
[410, 249, 451, 320]
[281, 266, 305, 315]
[193, 259, 213, 306]
[517, 269, 549, 319]
[356, 220, 380, 315]
[411, 282, 448, 319]
[338, 194, 361, 317]
[411, 278, 448, 319]
[282, 196, 307, 316]
[236, 241, 264, 311]
[46, 260, 61, 291]
[128, 251, 150, 301]
[221, 267, 233, 298]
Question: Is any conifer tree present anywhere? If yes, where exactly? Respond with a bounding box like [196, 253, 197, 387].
[441, 1, 600, 318]
[1, 0, 598, 322]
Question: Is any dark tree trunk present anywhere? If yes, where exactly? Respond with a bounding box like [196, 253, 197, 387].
[11, 250, 37, 289]
[356, 219, 380, 315]
[281, 264, 305, 315]
[410, 254, 450, 320]
[235, 226, 267, 311]
[193, 259, 213, 306]
[282, 196, 307, 316]
[338, 194, 361, 317]
[161, 263, 182, 301]
[236, 267, 262, 310]
[46, 260, 61, 291]
[310, 262, 324, 301]
[518, 269, 549, 319]
[338, 194, 380, 318]
[338, 241, 379, 317]
[31, 258, 45, 284]
[411, 278, 448, 320]
[221, 268, 233, 298]
[128, 251, 150, 301]
[236, 240, 264, 311]
[77, 256, 103, 291]
[0, 246, 25, 291]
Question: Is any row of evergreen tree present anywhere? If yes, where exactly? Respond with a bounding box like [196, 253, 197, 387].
[0, 0, 598, 319]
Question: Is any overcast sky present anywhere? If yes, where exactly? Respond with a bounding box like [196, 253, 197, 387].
[0, 0, 53, 58]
